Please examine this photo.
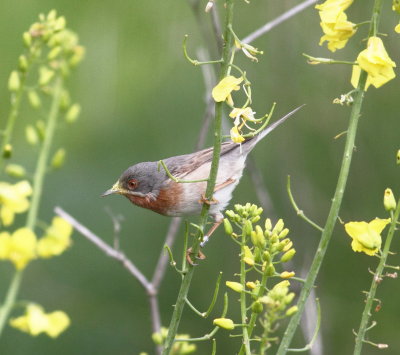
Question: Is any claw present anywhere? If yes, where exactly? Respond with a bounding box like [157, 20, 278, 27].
[200, 235, 209, 248]
[199, 193, 219, 205]
[186, 247, 206, 266]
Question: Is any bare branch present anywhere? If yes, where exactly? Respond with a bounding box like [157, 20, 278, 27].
[242, 0, 318, 45]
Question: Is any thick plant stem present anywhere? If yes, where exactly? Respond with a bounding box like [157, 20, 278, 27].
[276, 63, 367, 355]
[162, 2, 235, 354]
[0, 77, 63, 340]
[26, 76, 63, 229]
[276, 1, 383, 352]
[0, 271, 23, 337]
[353, 199, 400, 355]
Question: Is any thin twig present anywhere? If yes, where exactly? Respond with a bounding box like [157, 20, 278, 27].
[242, 0, 318, 45]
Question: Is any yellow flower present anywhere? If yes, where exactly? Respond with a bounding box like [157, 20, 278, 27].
[319, 12, 356, 52]
[229, 107, 256, 126]
[395, 24, 400, 33]
[9, 304, 70, 338]
[211, 76, 243, 102]
[230, 126, 245, 144]
[351, 37, 396, 90]
[0, 181, 32, 226]
[37, 217, 73, 258]
[344, 218, 390, 256]
[315, 0, 353, 23]
[0, 228, 37, 269]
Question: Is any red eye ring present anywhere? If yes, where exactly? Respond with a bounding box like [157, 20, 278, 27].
[127, 179, 138, 189]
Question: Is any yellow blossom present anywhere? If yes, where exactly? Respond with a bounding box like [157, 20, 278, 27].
[315, 0, 353, 23]
[0, 228, 37, 269]
[211, 76, 243, 102]
[395, 24, 400, 33]
[0, 181, 32, 226]
[344, 218, 390, 256]
[9, 304, 70, 338]
[230, 126, 245, 144]
[351, 37, 396, 90]
[229, 107, 256, 125]
[319, 12, 356, 52]
[37, 216, 73, 258]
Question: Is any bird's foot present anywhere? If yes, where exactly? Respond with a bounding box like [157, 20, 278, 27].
[199, 194, 218, 205]
[186, 247, 206, 266]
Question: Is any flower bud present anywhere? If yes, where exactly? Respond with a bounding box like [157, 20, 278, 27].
[48, 46, 62, 60]
[5, 164, 26, 178]
[280, 271, 295, 279]
[8, 71, 20, 92]
[226, 281, 243, 293]
[151, 332, 163, 345]
[39, 66, 55, 86]
[66, 103, 81, 122]
[25, 125, 39, 145]
[18, 55, 29, 72]
[397, 149, 400, 165]
[246, 281, 256, 289]
[28, 90, 41, 109]
[23, 32, 32, 47]
[3, 144, 12, 158]
[213, 318, 235, 330]
[251, 301, 263, 313]
[243, 246, 254, 266]
[272, 219, 284, 234]
[282, 241, 293, 253]
[278, 228, 289, 239]
[264, 263, 275, 276]
[243, 220, 253, 236]
[251, 225, 265, 248]
[262, 251, 271, 263]
[284, 292, 295, 304]
[251, 215, 260, 223]
[264, 218, 272, 231]
[51, 148, 66, 169]
[286, 305, 298, 316]
[223, 218, 233, 235]
[281, 248, 296, 263]
[384, 188, 396, 211]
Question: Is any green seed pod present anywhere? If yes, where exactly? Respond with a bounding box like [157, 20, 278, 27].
[223, 218, 233, 235]
[281, 248, 296, 263]
[8, 71, 20, 92]
[65, 103, 81, 123]
[5, 164, 26, 178]
[51, 148, 66, 169]
[251, 301, 263, 314]
[28, 90, 41, 109]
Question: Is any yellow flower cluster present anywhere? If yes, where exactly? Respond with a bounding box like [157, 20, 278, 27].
[316, 0, 356, 52]
[0, 217, 73, 270]
[0, 181, 32, 226]
[9, 304, 70, 338]
[351, 36, 396, 90]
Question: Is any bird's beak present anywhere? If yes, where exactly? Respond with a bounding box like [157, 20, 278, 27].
[102, 181, 121, 197]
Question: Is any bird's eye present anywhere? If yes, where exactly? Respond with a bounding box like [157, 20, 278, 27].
[127, 179, 138, 190]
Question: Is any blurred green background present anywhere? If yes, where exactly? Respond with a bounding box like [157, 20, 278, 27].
[0, 0, 399, 354]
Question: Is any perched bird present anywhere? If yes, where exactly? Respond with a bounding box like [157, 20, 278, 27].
[103, 106, 301, 245]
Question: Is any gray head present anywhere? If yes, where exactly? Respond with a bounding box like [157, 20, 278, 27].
[102, 161, 166, 198]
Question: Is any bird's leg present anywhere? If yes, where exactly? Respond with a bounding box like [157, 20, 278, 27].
[200, 219, 223, 247]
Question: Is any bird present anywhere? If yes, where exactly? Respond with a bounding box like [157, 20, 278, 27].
[102, 106, 302, 254]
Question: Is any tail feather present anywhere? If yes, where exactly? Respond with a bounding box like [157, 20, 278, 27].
[244, 104, 305, 152]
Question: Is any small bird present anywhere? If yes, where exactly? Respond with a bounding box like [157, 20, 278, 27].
[103, 106, 301, 247]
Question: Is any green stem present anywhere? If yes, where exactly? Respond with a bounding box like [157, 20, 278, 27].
[277, 1, 383, 352]
[26, 76, 63, 229]
[353, 200, 400, 354]
[239, 238, 251, 354]
[276, 44, 369, 355]
[0, 271, 23, 337]
[162, 2, 235, 353]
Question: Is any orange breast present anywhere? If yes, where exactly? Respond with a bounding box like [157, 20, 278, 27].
[126, 182, 182, 216]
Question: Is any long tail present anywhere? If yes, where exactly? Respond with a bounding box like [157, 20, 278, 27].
[244, 104, 305, 152]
